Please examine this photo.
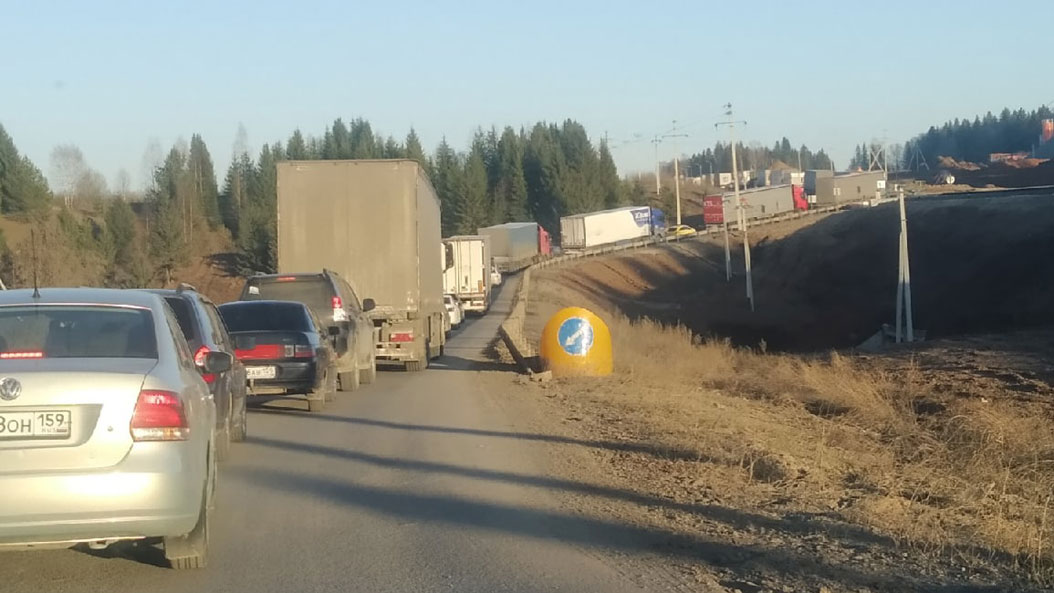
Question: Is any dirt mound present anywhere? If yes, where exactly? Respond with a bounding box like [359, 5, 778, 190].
[532, 190, 1054, 351]
[937, 156, 1054, 188]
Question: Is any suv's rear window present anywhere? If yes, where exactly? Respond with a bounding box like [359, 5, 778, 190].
[218, 302, 312, 333]
[0, 306, 157, 359]
[244, 277, 332, 315]
[163, 296, 200, 348]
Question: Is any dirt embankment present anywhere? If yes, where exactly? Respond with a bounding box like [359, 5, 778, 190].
[531, 191, 1054, 352]
[513, 192, 1054, 592]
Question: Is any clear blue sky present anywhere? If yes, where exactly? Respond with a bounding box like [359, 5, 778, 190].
[2, 0, 1050, 190]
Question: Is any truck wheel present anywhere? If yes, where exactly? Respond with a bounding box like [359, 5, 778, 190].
[360, 355, 377, 384]
[404, 360, 423, 372]
[322, 366, 338, 401]
[308, 367, 334, 410]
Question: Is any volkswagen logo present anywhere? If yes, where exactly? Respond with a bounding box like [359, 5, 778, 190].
[0, 377, 22, 401]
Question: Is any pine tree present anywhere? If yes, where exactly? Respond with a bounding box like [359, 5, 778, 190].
[218, 154, 254, 238]
[286, 129, 308, 159]
[405, 128, 426, 166]
[524, 123, 565, 233]
[598, 140, 621, 208]
[432, 138, 461, 236]
[105, 198, 137, 266]
[494, 127, 528, 222]
[457, 147, 489, 235]
[188, 134, 220, 227]
[349, 118, 376, 158]
[0, 124, 51, 215]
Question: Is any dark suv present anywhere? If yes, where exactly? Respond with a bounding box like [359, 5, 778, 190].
[239, 270, 375, 390]
[145, 285, 248, 460]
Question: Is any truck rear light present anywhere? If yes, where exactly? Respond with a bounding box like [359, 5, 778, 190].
[390, 331, 414, 343]
[130, 390, 189, 441]
[194, 345, 216, 383]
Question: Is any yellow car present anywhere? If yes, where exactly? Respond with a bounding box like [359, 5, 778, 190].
[666, 224, 697, 238]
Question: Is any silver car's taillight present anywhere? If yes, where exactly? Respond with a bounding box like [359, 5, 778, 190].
[130, 390, 190, 441]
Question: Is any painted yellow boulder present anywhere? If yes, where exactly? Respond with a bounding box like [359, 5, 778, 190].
[538, 307, 612, 377]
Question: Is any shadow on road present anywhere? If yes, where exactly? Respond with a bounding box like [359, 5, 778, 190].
[230, 463, 995, 593]
[429, 354, 519, 373]
[245, 409, 704, 463]
[244, 434, 890, 549]
[73, 540, 167, 568]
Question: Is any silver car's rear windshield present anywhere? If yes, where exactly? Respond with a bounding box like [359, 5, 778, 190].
[0, 305, 158, 359]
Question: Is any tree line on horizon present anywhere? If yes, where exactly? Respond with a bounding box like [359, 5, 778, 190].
[9, 103, 1044, 285]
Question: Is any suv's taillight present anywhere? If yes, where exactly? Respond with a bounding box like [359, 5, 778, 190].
[130, 390, 189, 441]
[194, 345, 216, 384]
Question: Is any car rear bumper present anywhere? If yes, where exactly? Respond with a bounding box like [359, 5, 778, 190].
[0, 443, 203, 546]
[244, 361, 318, 393]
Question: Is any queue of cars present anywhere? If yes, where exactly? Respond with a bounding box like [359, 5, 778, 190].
[0, 265, 407, 569]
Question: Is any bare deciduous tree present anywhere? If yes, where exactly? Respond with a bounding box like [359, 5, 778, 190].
[140, 138, 163, 191]
[50, 144, 86, 206]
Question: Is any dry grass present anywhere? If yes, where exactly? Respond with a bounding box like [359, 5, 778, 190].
[579, 315, 1054, 581]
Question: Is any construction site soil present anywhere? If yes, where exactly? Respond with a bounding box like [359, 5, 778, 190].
[530, 189, 1054, 353]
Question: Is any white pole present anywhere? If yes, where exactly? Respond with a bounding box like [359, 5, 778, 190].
[899, 193, 914, 341]
[674, 156, 682, 226]
[895, 232, 904, 343]
[723, 209, 731, 282]
[730, 120, 753, 311]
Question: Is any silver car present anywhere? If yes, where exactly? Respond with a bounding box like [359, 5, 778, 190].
[0, 288, 227, 569]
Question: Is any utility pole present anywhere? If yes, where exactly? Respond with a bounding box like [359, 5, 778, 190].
[668, 121, 688, 226]
[894, 189, 914, 342]
[652, 136, 662, 195]
[651, 126, 689, 220]
[716, 104, 752, 311]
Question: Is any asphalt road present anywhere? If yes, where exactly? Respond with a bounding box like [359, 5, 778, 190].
[2, 278, 648, 593]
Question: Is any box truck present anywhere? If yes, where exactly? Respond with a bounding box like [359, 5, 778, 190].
[478, 222, 540, 268]
[559, 206, 657, 249]
[441, 235, 491, 313]
[276, 159, 445, 372]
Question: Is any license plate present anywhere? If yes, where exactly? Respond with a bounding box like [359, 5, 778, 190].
[0, 411, 72, 440]
[246, 366, 276, 380]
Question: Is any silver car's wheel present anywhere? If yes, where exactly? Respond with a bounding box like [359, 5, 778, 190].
[164, 458, 212, 569]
